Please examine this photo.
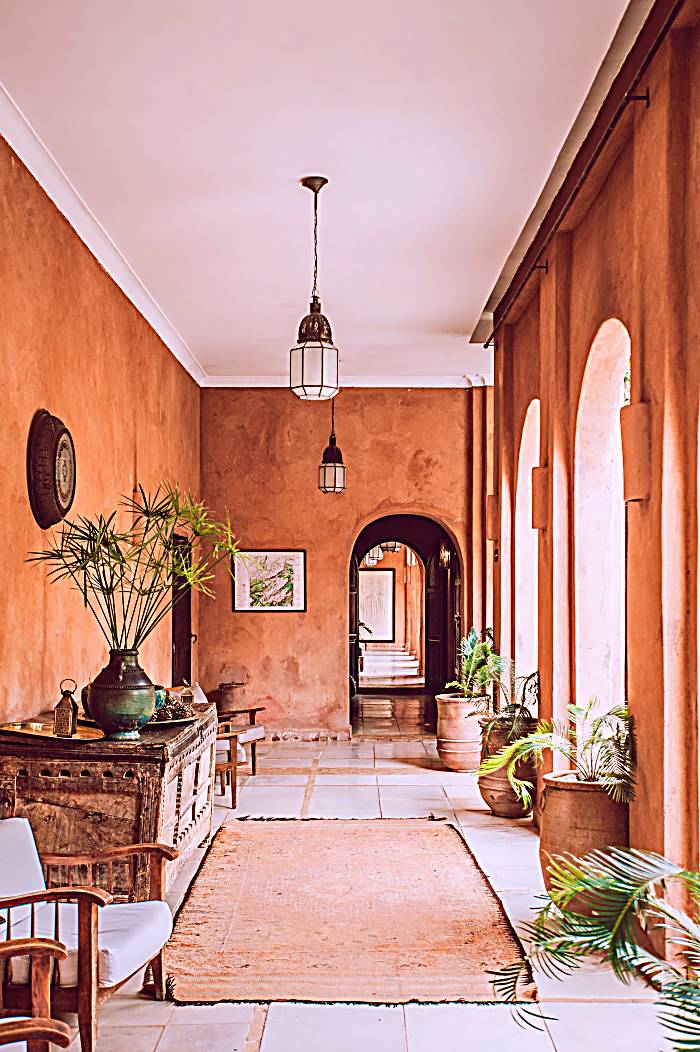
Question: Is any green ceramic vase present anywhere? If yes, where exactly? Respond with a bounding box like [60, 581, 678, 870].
[89, 649, 155, 741]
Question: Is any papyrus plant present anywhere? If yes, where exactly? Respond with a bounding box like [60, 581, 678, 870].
[29, 484, 237, 650]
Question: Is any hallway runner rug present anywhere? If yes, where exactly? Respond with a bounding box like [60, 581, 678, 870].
[166, 819, 530, 1003]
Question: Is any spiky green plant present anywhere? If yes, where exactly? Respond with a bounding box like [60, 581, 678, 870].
[491, 846, 700, 1051]
[480, 670, 540, 747]
[28, 484, 237, 650]
[477, 700, 636, 811]
[444, 627, 505, 713]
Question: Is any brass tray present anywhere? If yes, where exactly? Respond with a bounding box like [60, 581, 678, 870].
[0, 720, 105, 741]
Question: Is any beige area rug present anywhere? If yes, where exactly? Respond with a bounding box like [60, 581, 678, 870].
[166, 820, 530, 1003]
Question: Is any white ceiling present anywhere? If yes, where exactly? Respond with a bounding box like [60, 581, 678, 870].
[0, 1, 630, 387]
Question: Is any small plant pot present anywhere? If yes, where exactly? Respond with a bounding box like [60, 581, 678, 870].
[539, 771, 629, 890]
[435, 694, 486, 771]
[477, 717, 537, 818]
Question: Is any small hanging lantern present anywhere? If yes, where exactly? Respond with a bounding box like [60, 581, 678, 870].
[290, 176, 340, 400]
[371, 546, 384, 561]
[53, 678, 78, 737]
[380, 541, 401, 553]
[439, 542, 451, 568]
[318, 399, 347, 493]
[364, 553, 378, 567]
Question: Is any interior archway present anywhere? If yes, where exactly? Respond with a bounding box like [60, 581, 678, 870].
[514, 398, 540, 677]
[349, 514, 463, 736]
[574, 319, 630, 711]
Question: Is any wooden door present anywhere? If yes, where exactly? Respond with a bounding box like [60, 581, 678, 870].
[348, 553, 360, 693]
[171, 539, 193, 686]
[425, 548, 446, 691]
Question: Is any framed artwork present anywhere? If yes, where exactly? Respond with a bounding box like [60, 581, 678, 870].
[359, 568, 395, 642]
[233, 549, 307, 612]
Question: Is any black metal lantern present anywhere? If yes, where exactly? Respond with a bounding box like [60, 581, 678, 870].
[318, 400, 346, 493]
[290, 176, 340, 400]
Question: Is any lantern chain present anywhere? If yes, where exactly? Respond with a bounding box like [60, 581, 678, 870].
[312, 190, 319, 300]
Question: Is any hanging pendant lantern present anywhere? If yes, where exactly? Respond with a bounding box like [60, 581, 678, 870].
[364, 552, 378, 567]
[290, 176, 340, 400]
[380, 541, 401, 553]
[318, 399, 347, 493]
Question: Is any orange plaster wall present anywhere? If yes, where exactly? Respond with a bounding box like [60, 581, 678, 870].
[0, 139, 201, 723]
[494, 22, 700, 866]
[199, 387, 468, 735]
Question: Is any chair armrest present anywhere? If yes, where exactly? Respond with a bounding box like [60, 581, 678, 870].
[0, 938, 67, 963]
[0, 1018, 71, 1048]
[41, 842, 179, 866]
[0, 887, 112, 910]
[218, 706, 266, 717]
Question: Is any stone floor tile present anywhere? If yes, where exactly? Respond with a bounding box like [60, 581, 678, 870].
[536, 964, 657, 1003]
[260, 1003, 406, 1052]
[376, 771, 441, 784]
[69, 1026, 164, 1051]
[379, 786, 453, 818]
[542, 1002, 670, 1051]
[405, 1003, 554, 1051]
[246, 774, 310, 785]
[306, 785, 381, 818]
[156, 1021, 251, 1050]
[233, 785, 305, 818]
[99, 993, 174, 1025]
[315, 773, 378, 784]
[257, 757, 317, 769]
[374, 742, 429, 757]
[170, 1003, 257, 1025]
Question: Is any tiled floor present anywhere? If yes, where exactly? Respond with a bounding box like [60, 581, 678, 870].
[70, 737, 666, 1051]
[351, 692, 436, 736]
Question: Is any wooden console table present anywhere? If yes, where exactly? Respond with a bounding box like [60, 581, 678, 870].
[0, 703, 217, 897]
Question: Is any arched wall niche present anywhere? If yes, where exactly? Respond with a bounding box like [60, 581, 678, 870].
[573, 318, 631, 712]
[514, 398, 540, 678]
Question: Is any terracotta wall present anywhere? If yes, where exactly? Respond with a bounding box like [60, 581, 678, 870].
[199, 388, 469, 735]
[489, 15, 700, 868]
[0, 138, 200, 723]
[404, 550, 425, 672]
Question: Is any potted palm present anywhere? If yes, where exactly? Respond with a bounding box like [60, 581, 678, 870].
[492, 846, 700, 1052]
[477, 700, 635, 885]
[477, 671, 538, 818]
[435, 628, 504, 771]
[29, 484, 237, 740]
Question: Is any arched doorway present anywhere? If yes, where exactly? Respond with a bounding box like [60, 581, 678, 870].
[349, 515, 462, 732]
[358, 543, 425, 689]
[574, 319, 630, 710]
[515, 399, 540, 677]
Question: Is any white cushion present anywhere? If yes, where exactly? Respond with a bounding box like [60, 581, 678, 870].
[192, 682, 209, 706]
[7, 899, 173, 988]
[0, 818, 46, 928]
[0, 818, 46, 897]
[0, 1016, 31, 1052]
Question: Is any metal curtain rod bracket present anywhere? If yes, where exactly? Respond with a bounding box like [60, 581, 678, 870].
[625, 87, 650, 107]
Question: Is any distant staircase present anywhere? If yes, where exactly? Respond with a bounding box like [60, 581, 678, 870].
[359, 645, 424, 688]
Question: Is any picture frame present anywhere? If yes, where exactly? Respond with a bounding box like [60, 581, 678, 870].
[232, 549, 307, 612]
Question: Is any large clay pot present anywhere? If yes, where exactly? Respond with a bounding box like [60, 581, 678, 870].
[89, 649, 155, 741]
[477, 717, 537, 818]
[435, 694, 484, 771]
[539, 771, 629, 889]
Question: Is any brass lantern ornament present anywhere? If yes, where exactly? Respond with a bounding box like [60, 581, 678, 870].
[290, 176, 340, 400]
[318, 399, 347, 493]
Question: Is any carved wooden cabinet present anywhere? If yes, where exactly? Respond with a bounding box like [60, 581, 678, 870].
[0, 704, 217, 897]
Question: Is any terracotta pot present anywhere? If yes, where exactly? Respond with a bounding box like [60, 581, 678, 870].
[477, 717, 537, 818]
[435, 694, 485, 771]
[539, 771, 629, 890]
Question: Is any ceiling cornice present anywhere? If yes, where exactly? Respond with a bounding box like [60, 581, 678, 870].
[199, 374, 490, 389]
[0, 82, 207, 384]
